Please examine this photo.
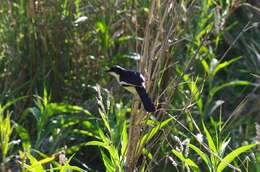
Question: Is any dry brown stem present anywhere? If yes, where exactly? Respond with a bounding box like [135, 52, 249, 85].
[125, 0, 180, 171]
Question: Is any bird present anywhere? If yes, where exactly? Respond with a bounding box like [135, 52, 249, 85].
[107, 65, 155, 112]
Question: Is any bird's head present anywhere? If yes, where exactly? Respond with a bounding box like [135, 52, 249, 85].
[107, 65, 125, 75]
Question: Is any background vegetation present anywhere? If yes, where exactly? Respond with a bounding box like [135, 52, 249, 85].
[0, 0, 259, 171]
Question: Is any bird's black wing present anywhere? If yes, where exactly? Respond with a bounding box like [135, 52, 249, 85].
[119, 70, 144, 87]
[119, 69, 155, 112]
[135, 86, 155, 112]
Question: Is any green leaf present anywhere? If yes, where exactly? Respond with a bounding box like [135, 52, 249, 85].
[117, 35, 132, 43]
[201, 59, 210, 74]
[65, 142, 90, 154]
[25, 107, 41, 122]
[256, 152, 260, 171]
[43, 87, 49, 107]
[98, 128, 110, 144]
[172, 149, 199, 171]
[72, 129, 97, 138]
[62, 0, 69, 16]
[107, 146, 120, 168]
[183, 75, 203, 114]
[86, 141, 120, 168]
[120, 121, 128, 156]
[203, 122, 217, 152]
[0, 112, 12, 158]
[58, 165, 84, 172]
[98, 108, 111, 133]
[196, 22, 214, 41]
[58, 154, 84, 172]
[26, 153, 45, 172]
[100, 149, 115, 172]
[13, 123, 31, 150]
[48, 103, 91, 115]
[37, 156, 55, 166]
[188, 143, 209, 167]
[96, 21, 107, 33]
[1, 96, 28, 113]
[217, 144, 257, 172]
[219, 138, 231, 157]
[142, 148, 153, 160]
[213, 57, 242, 76]
[31, 149, 59, 166]
[85, 140, 108, 148]
[210, 80, 251, 97]
[202, 123, 217, 153]
[96, 21, 112, 50]
[138, 118, 172, 153]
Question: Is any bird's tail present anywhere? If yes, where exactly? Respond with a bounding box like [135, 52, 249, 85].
[135, 86, 155, 112]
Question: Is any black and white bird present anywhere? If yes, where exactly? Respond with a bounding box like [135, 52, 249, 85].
[107, 65, 155, 112]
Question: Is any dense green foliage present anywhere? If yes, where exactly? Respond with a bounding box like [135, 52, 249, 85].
[0, 0, 259, 171]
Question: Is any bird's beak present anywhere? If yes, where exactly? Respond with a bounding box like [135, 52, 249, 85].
[106, 69, 111, 73]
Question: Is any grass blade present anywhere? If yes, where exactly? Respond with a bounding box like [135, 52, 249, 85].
[217, 143, 257, 172]
[188, 143, 209, 167]
[171, 149, 199, 171]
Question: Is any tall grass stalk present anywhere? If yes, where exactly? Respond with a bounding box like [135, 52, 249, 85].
[126, 0, 189, 170]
